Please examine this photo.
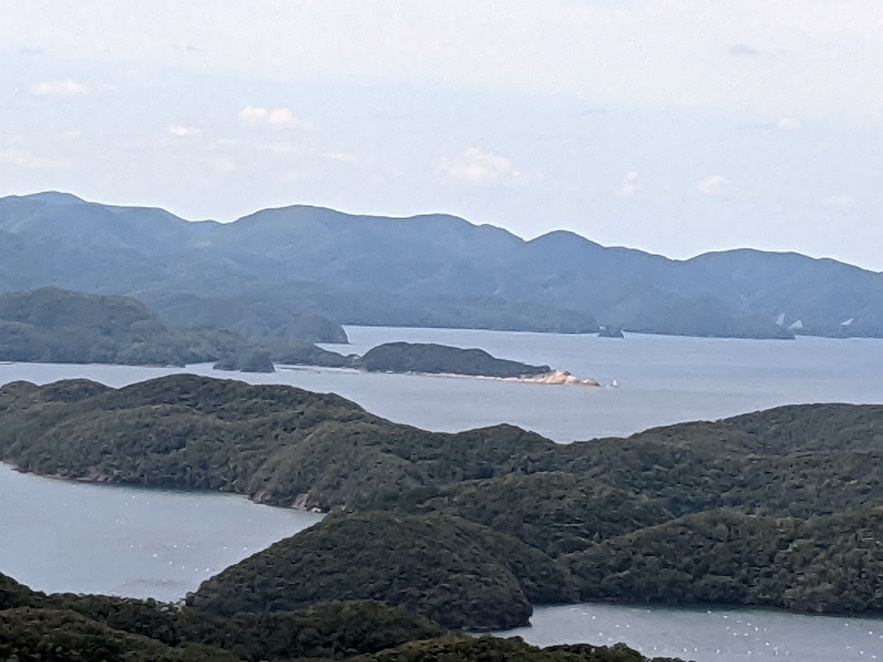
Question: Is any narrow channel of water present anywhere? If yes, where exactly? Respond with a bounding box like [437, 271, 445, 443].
[498, 603, 883, 662]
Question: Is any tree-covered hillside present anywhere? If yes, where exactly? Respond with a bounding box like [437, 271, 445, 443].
[359, 341, 551, 377]
[0, 287, 350, 370]
[2, 376, 883, 627]
[188, 511, 577, 630]
[564, 507, 883, 613]
[0, 569, 684, 661]
[0, 375, 556, 507]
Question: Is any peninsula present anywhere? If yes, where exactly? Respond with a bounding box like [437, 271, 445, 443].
[0, 287, 350, 370]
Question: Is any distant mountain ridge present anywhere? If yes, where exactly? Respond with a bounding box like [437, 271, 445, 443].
[2, 191, 882, 338]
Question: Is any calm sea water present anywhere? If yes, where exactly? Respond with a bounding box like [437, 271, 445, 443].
[0, 466, 322, 601]
[4, 327, 882, 443]
[1, 326, 882, 660]
[498, 604, 883, 662]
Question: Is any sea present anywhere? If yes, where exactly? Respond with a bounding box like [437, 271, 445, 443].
[1, 326, 882, 661]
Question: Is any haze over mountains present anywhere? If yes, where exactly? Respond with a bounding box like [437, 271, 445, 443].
[2, 191, 882, 339]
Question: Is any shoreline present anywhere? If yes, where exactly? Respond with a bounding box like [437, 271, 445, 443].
[2, 461, 326, 512]
[367, 368, 601, 386]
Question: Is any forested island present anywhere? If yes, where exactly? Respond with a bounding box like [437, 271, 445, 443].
[360, 341, 551, 377]
[358, 342, 598, 384]
[1, 375, 882, 637]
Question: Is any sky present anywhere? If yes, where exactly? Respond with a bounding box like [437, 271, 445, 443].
[2, 1, 883, 271]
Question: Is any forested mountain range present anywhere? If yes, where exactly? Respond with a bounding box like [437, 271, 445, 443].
[3, 191, 883, 338]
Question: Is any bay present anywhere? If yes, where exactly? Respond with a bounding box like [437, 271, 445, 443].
[0, 465, 322, 602]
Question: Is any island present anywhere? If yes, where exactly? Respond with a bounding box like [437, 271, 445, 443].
[359, 341, 551, 377]
[359, 341, 598, 384]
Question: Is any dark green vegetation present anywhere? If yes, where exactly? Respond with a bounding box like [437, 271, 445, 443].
[354, 636, 683, 662]
[2, 375, 883, 633]
[0, 287, 569, 379]
[358, 473, 673, 557]
[189, 512, 577, 630]
[0, 570, 443, 661]
[8, 191, 883, 338]
[0, 571, 683, 662]
[360, 342, 551, 377]
[0, 287, 247, 367]
[564, 507, 883, 613]
[0, 375, 555, 506]
[0, 287, 351, 370]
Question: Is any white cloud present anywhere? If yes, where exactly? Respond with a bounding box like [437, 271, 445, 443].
[209, 157, 237, 174]
[281, 168, 321, 183]
[258, 142, 300, 156]
[440, 147, 527, 187]
[239, 106, 269, 125]
[616, 171, 639, 199]
[8, 3, 883, 121]
[321, 152, 358, 164]
[827, 194, 854, 208]
[698, 174, 728, 195]
[211, 138, 241, 149]
[239, 106, 310, 129]
[30, 80, 89, 97]
[728, 43, 759, 57]
[169, 125, 201, 137]
[0, 149, 71, 170]
[268, 108, 307, 129]
[777, 117, 802, 131]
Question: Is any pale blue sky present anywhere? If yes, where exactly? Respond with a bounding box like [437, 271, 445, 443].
[2, 1, 883, 270]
